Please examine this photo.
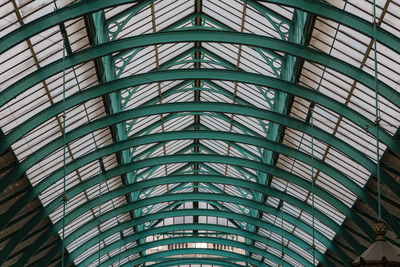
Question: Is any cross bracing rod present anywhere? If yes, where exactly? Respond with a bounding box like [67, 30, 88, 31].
[79, 224, 308, 266]
[1, 0, 399, 56]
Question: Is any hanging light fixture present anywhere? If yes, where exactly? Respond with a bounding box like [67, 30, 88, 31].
[353, 1, 400, 266]
[352, 220, 400, 266]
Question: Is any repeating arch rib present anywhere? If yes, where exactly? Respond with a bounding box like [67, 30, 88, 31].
[20, 175, 348, 266]
[146, 258, 246, 267]
[1, 0, 399, 55]
[115, 247, 270, 267]
[38, 246, 269, 267]
[61, 204, 331, 266]
[3, 105, 400, 266]
[19, 170, 360, 265]
[1, 31, 400, 117]
[79, 225, 310, 267]
[1, 1, 399, 266]
[1, 103, 397, 235]
[65, 182, 347, 265]
[99, 237, 294, 267]
[1, 129, 373, 254]
[1, 69, 397, 160]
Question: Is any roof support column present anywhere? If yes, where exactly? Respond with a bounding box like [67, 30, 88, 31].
[254, 8, 315, 264]
[85, 10, 135, 264]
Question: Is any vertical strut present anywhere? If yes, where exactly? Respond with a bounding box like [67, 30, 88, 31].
[373, 0, 382, 221]
[61, 31, 67, 267]
[311, 106, 315, 266]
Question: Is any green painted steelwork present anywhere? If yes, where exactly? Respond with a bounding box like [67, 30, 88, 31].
[48, 171, 358, 255]
[146, 258, 244, 267]
[14, 150, 349, 265]
[2, 31, 400, 115]
[4, 104, 400, 260]
[34, 183, 347, 266]
[116, 247, 269, 267]
[1, 0, 399, 56]
[1, 70, 398, 198]
[99, 238, 282, 267]
[62, 181, 348, 264]
[252, 8, 313, 263]
[113, 13, 283, 82]
[0, 0, 400, 266]
[79, 225, 307, 266]
[3, 104, 400, 266]
[1, 102, 397, 226]
[1, 128, 376, 237]
[65, 208, 329, 266]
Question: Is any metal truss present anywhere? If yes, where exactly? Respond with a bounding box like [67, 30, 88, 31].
[2, 1, 400, 266]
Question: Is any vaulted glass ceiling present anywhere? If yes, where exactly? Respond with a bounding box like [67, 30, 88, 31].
[1, 0, 400, 266]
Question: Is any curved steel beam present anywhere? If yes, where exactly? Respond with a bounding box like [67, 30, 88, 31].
[0, 102, 388, 205]
[77, 209, 330, 267]
[100, 237, 277, 267]
[79, 224, 309, 267]
[1, 103, 396, 237]
[5, 113, 400, 263]
[146, 258, 244, 267]
[37, 198, 347, 266]
[1, 31, 400, 116]
[41, 182, 349, 264]
[1, 69, 397, 214]
[116, 247, 269, 267]
[49, 176, 357, 257]
[1, 0, 398, 55]
[2, 69, 397, 161]
[0, 129, 375, 260]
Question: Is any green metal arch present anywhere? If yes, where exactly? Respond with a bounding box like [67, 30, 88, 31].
[31, 197, 347, 266]
[0, 102, 389, 208]
[116, 247, 269, 267]
[0, 129, 375, 261]
[1, 102, 396, 239]
[2, 70, 397, 205]
[99, 237, 286, 267]
[79, 224, 309, 267]
[0, 0, 398, 56]
[146, 258, 244, 267]
[1, 68, 398, 224]
[1, 69, 397, 162]
[21, 179, 348, 266]
[21, 131, 372, 226]
[75, 208, 329, 267]
[40, 246, 266, 267]
[1, 2, 398, 266]
[5, 109, 400, 264]
[44, 175, 355, 261]
[2, 31, 400, 119]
